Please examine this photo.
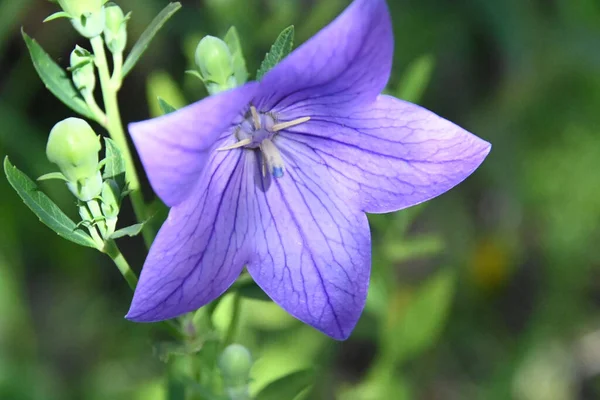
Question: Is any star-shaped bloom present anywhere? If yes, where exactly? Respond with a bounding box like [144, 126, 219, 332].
[126, 0, 491, 340]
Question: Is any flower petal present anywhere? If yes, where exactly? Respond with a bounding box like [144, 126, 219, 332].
[255, 0, 392, 117]
[126, 149, 254, 322]
[283, 95, 491, 213]
[128, 83, 257, 207]
[245, 145, 371, 340]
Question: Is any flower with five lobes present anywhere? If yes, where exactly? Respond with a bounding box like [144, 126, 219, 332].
[126, 0, 491, 339]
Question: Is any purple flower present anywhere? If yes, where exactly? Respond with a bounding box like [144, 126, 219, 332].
[126, 0, 490, 340]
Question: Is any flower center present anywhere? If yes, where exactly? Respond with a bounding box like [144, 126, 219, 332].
[217, 105, 310, 179]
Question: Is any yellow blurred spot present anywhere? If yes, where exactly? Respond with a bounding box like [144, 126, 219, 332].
[469, 238, 511, 292]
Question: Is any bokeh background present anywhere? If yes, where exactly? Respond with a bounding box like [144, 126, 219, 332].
[2, 0, 600, 399]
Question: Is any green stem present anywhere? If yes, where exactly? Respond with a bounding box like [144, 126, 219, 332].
[79, 204, 104, 248]
[104, 239, 138, 290]
[83, 92, 107, 127]
[90, 36, 153, 248]
[223, 292, 241, 347]
[111, 51, 123, 89]
[87, 199, 107, 238]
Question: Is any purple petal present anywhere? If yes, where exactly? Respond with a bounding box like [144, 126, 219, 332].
[283, 95, 491, 213]
[245, 143, 371, 340]
[128, 83, 258, 207]
[126, 149, 255, 322]
[255, 0, 393, 118]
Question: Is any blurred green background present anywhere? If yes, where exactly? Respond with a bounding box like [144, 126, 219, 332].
[1, 0, 600, 399]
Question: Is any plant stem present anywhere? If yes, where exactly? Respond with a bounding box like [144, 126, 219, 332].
[79, 204, 104, 249]
[223, 292, 241, 347]
[83, 92, 107, 127]
[87, 199, 107, 238]
[90, 36, 153, 248]
[111, 51, 123, 89]
[103, 239, 138, 290]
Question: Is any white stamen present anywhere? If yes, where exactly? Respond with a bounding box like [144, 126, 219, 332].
[272, 117, 311, 132]
[216, 138, 252, 151]
[260, 139, 285, 178]
[250, 106, 261, 130]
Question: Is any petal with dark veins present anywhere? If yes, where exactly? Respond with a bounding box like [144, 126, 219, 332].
[255, 0, 393, 119]
[128, 83, 257, 207]
[126, 149, 255, 322]
[283, 95, 492, 214]
[246, 142, 371, 340]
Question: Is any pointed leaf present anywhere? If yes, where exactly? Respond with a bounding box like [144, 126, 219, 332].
[43, 11, 70, 23]
[256, 25, 294, 80]
[4, 157, 98, 249]
[396, 54, 435, 104]
[109, 222, 145, 239]
[158, 97, 177, 114]
[121, 2, 182, 78]
[255, 369, 314, 400]
[224, 26, 248, 84]
[185, 69, 203, 81]
[102, 138, 126, 188]
[21, 30, 94, 120]
[37, 172, 68, 182]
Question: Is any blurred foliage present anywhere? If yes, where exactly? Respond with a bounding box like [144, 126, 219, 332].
[1, 0, 600, 399]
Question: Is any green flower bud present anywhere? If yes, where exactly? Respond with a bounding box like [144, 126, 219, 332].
[218, 344, 253, 387]
[195, 36, 237, 94]
[70, 46, 96, 95]
[103, 2, 127, 54]
[47, 118, 103, 201]
[57, 0, 107, 38]
[100, 179, 121, 219]
[66, 173, 103, 202]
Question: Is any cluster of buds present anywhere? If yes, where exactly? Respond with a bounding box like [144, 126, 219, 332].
[45, 118, 124, 240]
[50, 0, 128, 46]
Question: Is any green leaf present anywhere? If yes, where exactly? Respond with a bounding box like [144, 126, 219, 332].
[37, 172, 67, 182]
[396, 54, 435, 104]
[121, 2, 182, 78]
[185, 69, 203, 81]
[102, 138, 126, 188]
[109, 222, 145, 239]
[43, 11, 70, 23]
[4, 157, 98, 249]
[255, 369, 314, 400]
[256, 25, 294, 81]
[158, 96, 177, 114]
[389, 268, 456, 363]
[21, 30, 94, 120]
[224, 26, 248, 85]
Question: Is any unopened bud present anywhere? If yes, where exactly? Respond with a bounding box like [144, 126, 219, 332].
[194, 36, 237, 95]
[47, 118, 102, 201]
[100, 179, 120, 219]
[57, 0, 106, 38]
[218, 344, 253, 387]
[70, 46, 96, 95]
[103, 2, 127, 54]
